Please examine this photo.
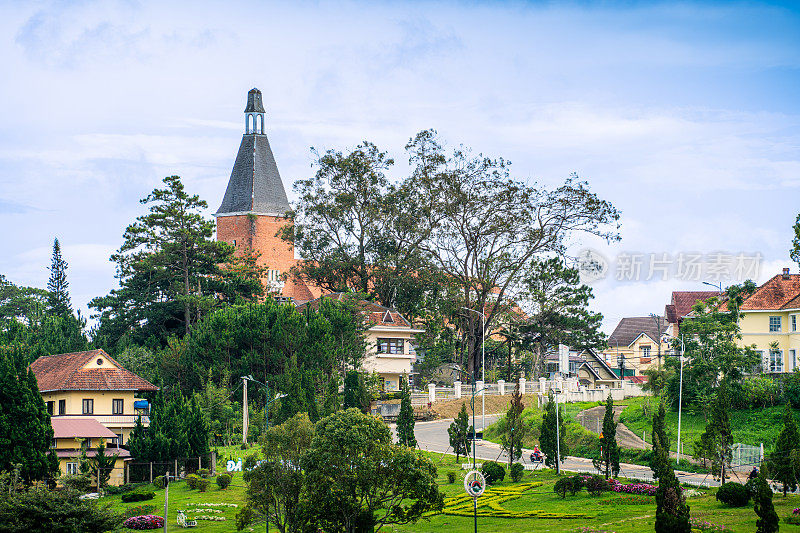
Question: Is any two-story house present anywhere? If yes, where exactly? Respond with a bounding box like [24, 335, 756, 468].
[602, 316, 667, 376]
[50, 417, 130, 486]
[30, 349, 158, 484]
[297, 294, 422, 391]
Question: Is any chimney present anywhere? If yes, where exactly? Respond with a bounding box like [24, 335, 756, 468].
[783, 267, 790, 280]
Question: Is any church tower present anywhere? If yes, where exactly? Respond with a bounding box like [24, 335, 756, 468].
[215, 88, 305, 300]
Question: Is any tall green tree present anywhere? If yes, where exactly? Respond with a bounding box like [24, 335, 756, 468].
[540, 391, 568, 473]
[343, 370, 370, 413]
[301, 408, 443, 533]
[500, 382, 526, 468]
[396, 376, 417, 448]
[593, 394, 621, 479]
[276, 356, 319, 424]
[754, 469, 779, 533]
[90, 175, 260, 350]
[651, 403, 690, 533]
[767, 404, 800, 496]
[239, 413, 316, 533]
[322, 374, 341, 417]
[791, 212, 800, 270]
[91, 439, 119, 490]
[0, 349, 58, 482]
[448, 402, 472, 463]
[0, 275, 47, 324]
[518, 257, 606, 376]
[46, 238, 71, 316]
[698, 384, 734, 482]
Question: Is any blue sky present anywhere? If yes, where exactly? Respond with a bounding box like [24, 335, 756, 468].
[1, 0, 798, 331]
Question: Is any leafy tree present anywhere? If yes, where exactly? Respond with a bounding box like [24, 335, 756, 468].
[0, 349, 58, 483]
[343, 370, 370, 413]
[239, 413, 316, 533]
[792, 212, 800, 270]
[592, 394, 620, 479]
[540, 391, 568, 473]
[767, 404, 800, 496]
[90, 176, 259, 351]
[650, 402, 670, 480]
[46, 238, 71, 316]
[301, 408, 443, 533]
[322, 374, 341, 416]
[407, 130, 619, 375]
[0, 275, 47, 324]
[128, 390, 207, 462]
[500, 382, 526, 468]
[753, 470, 779, 533]
[396, 376, 417, 448]
[698, 384, 734, 481]
[667, 298, 759, 408]
[518, 257, 606, 376]
[91, 439, 119, 490]
[0, 485, 122, 532]
[448, 402, 472, 463]
[115, 345, 159, 386]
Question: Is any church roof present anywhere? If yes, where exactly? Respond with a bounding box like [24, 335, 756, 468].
[216, 132, 292, 216]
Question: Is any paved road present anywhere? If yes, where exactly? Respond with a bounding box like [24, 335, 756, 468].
[409, 416, 726, 487]
[575, 405, 650, 450]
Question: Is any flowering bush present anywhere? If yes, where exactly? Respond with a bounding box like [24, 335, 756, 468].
[794, 508, 800, 515]
[122, 515, 165, 530]
[689, 518, 731, 531]
[123, 504, 157, 518]
[596, 495, 654, 505]
[187, 502, 238, 507]
[607, 479, 657, 496]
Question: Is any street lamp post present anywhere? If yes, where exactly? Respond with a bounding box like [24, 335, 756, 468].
[661, 334, 685, 464]
[461, 307, 486, 433]
[450, 365, 485, 533]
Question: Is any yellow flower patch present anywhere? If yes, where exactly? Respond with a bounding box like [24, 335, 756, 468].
[436, 482, 590, 519]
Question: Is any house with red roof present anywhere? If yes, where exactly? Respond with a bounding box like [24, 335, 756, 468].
[29, 349, 158, 484]
[297, 294, 423, 391]
[664, 290, 720, 337]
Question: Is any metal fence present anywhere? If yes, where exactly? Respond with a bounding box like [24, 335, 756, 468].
[126, 456, 213, 484]
[731, 443, 763, 467]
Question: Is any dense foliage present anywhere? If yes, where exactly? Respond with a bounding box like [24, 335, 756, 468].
[0, 486, 122, 532]
[481, 461, 506, 485]
[715, 482, 750, 507]
[396, 375, 417, 448]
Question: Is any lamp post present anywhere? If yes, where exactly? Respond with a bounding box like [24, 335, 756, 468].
[461, 307, 486, 433]
[450, 365, 485, 533]
[661, 334, 685, 464]
[703, 281, 723, 294]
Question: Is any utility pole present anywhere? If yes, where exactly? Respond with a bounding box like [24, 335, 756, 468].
[242, 376, 249, 446]
[163, 472, 171, 533]
[555, 383, 561, 475]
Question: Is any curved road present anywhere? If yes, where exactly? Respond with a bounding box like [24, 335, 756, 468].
[406, 416, 726, 488]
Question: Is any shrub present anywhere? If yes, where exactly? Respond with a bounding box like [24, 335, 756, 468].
[197, 468, 210, 478]
[59, 474, 92, 493]
[185, 474, 200, 490]
[122, 515, 164, 530]
[731, 377, 782, 409]
[196, 478, 210, 492]
[0, 486, 123, 531]
[240, 443, 248, 450]
[509, 463, 524, 483]
[481, 462, 505, 485]
[716, 482, 750, 507]
[124, 505, 156, 518]
[216, 473, 232, 490]
[607, 479, 657, 496]
[121, 491, 155, 503]
[585, 475, 611, 496]
[152, 476, 166, 489]
[786, 514, 800, 526]
[554, 477, 572, 498]
[103, 482, 144, 495]
[447, 471, 456, 484]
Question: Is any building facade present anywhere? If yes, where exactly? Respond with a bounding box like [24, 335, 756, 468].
[602, 316, 667, 376]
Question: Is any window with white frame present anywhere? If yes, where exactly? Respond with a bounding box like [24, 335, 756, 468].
[792, 315, 797, 332]
[267, 270, 281, 282]
[756, 350, 766, 373]
[791, 350, 797, 372]
[66, 462, 79, 475]
[377, 338, 404, 354]
[770, 349, 784, 373]
[770, 316, 782, 333]
[640, 346, 651, 358]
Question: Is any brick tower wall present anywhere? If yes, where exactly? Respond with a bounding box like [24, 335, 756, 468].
[216, 214, 297, 275]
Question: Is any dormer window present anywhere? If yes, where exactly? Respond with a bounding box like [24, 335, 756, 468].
[383, 310, 394, 323]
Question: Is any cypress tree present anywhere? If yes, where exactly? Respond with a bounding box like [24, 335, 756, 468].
[448, 402, 472, 462]
[343, 370, 369, 413]
[700, 384, 733, 481]
[185, 396, 210, 459]
[46, 238, 71, 315]
[396, 376, 417, 448]
[500, 381, 526, 468]
[651, 402, 690, 532]
[593, 394, 621, 479]
[767, 404, 800, 496]
[322, 375, 341, 416]
[754, 469, 779, 533]
[540, 391, 568, 473]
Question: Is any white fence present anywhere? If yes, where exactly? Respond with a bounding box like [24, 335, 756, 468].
[421, 377, 648, 405]
[731, 442, 764, 467]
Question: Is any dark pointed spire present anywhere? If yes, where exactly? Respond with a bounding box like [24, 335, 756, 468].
[215, 89, 291, 217]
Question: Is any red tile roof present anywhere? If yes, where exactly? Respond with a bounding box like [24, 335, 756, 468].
[51, 417, 118, 439]
[55, 448, 131, 459]
[739, 273, 800, 310]
[668, 291, 720, 321]
[29, 349, 158, 393]
[296, 293, 413, 328]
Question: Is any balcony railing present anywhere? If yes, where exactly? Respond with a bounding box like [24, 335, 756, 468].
[52, 414, 150, 426]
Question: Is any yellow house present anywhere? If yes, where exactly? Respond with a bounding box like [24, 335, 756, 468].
[51, 417, 129, 487]
[297, 294, 422, 391]
[602, 316, 668, 376]
[729, 268, 800, 373]
[30, 349, 158, 485]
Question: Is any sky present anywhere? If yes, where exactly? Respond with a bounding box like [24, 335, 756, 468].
[1, 0, 799, 333]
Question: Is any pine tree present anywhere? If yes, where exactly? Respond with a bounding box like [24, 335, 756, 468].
[448, 402, 472, 462]
[500, 381, 526, 468]
[46, 238, 72, 316]
[0, 349, 58, 483]
[92, 439, 119, 489]
[343, 370, 369, 413]
[699, 384, 733, 481]
[651, 402, 690, 533]
[540, 391, 568, 473]
[322, 375, 341, 416]
[185, 396, 210, 459]
[396, 376, 417, 448]
[767, 403, 800, 496]
[593, 394, 620, 479]
[754, 469, 779, 533]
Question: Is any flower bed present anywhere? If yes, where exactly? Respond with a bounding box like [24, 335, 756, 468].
[187, 502, 238, 508]
[122, 515, 165, 530]
[438, 482, 589, 519]
[596, 495, 654, 506]
[689, 518, 731, 531]
[607, 479, 657, 496]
